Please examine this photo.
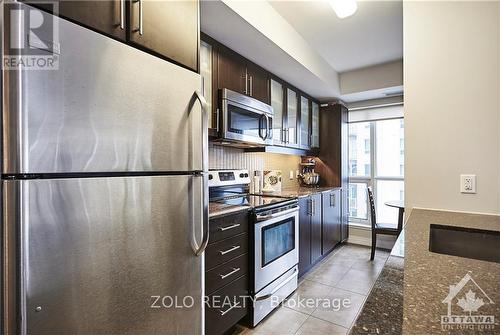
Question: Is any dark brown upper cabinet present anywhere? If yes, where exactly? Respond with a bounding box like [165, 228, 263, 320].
[217, 46, 247, 96]
[246, 62, 270, 104]
[216, 46, 269, 104]
[129, 0, 199, 72]
[22, 0, 126, 41]
[24, 0, 199, 72]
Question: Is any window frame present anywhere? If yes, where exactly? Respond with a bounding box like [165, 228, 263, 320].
[348, 117, 404, 226]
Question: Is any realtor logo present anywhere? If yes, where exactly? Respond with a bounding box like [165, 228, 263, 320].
[441, 272, 495, 331]
[2, 0, 59, 70]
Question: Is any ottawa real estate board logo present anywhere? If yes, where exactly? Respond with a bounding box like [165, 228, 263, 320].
[441, 272, 495, 331]
[3, 0, 59, 70]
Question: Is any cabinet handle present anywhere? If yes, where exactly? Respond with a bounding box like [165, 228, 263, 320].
[219, 223, 240, 232]
[312, 199, 315, 216]
[243, 73, 248, 94]
[220, 302, 241, 316]
[330, 193, 336, 207]
[133, 0, 143, 35]
[249, 75, 253, 96]
[219, 267, 241, 279]
[219, 245, 241, 255]
[216, 108, 220, 133]
[120, 0, 125, 29]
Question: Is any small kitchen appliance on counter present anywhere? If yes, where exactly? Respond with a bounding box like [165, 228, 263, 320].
[262, 170, 282, 193]
[208, 169, 299, 326]
[298, 158, 320, 186]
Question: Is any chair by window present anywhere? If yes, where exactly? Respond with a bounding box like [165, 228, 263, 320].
[367, 187, 399, 260]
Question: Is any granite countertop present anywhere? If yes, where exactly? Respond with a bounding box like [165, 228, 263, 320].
[351, 209, 500, 335]
[208, 202, 250, 218]
[257, 186, 342, 198]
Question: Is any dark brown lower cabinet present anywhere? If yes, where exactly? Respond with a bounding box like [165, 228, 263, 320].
[205, 211, 249, 335]
[310, 193, 322, 264]
[298, 190, 344, 277]
[205, 275, 249, 335]
[322, 189, 342, 254]
[298, 197, 312, 277]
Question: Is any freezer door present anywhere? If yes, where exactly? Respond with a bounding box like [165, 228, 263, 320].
[2, 3, 205, 174]
[2, 176, 204, 335]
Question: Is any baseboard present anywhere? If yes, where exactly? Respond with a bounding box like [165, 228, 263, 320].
[347, 226, 397, 250]
[347, 235, 371, 247]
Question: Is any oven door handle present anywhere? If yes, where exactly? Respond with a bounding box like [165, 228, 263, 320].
[255, 206, 299, 222]
[255, 268, 298, 301]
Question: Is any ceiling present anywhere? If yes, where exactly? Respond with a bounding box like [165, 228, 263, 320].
[269, 0, 403, 73]
[201, 0, 403, 103]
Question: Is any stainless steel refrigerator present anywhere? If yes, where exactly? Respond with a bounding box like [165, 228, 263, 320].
[2, 3, 208, 334]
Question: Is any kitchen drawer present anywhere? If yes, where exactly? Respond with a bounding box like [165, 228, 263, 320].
[206, 233, 248, 271]
[205, 275, 249, 335]
[206, 253, 248, 295]
[209, 211, 249, 244]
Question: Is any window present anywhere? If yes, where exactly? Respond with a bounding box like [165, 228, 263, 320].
[348, 122, 371, 177]
[348, 117, 404, 226]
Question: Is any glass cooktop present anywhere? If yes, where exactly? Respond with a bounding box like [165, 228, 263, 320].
[211, 194, 293, 209]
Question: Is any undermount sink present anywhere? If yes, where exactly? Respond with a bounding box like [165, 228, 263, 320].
[429, 224, 500, 263]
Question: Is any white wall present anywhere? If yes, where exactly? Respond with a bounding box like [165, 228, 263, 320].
[340, 60, 403, 95]
[404, 1, 500, 215]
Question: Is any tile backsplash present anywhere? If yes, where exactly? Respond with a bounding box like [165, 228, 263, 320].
[208, 144, 301, 188]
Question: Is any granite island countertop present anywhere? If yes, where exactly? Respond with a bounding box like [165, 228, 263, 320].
[351, 209, 500, 335]
[402, 209, 500, 334]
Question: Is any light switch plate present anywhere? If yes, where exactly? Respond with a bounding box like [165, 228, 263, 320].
[460, 174, 476, 194]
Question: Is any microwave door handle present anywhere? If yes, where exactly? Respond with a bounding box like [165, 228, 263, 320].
[263, 114, 270, 140]
[259, 114, 267, 141]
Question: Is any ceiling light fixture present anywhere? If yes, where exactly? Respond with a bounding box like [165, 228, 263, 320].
[330, 0, 358, 19]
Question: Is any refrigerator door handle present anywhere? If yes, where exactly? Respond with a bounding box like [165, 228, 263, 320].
[191, 91, 209, 256]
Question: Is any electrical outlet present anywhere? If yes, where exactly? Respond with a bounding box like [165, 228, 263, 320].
[460, 174, 476, 194]
[289, 170, 294, 180]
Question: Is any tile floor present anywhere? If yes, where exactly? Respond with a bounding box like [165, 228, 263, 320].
[235, 244, 390, 335]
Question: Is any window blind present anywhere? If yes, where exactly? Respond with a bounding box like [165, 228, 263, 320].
[348, 103, 403, 123]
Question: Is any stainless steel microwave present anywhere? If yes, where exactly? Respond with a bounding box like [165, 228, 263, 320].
[215, 88, 273, 147]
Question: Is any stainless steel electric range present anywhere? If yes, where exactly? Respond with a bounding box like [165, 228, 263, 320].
[208, 169, 299, 326]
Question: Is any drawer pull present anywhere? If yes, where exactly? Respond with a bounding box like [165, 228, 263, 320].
[219, 223, 240, 232]
[219, 267, 241, 279]
[219, 245, 241, 256]
[220, 302, 241, 316]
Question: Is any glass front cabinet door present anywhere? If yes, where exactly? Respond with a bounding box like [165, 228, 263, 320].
[300, 96, 310, 149]
[311, 101, 320, 149]
[271, 79, 286, 146]
[286, 88, 298, 147]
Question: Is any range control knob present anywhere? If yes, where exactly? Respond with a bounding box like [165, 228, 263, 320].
[239, 173, 245, 178]
[208, 174, 213, 180]
[244, 173, 249, 178]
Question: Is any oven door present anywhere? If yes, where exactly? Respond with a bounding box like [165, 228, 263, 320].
[222, 99, 273, 146]
[254, 207, 299, 292]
